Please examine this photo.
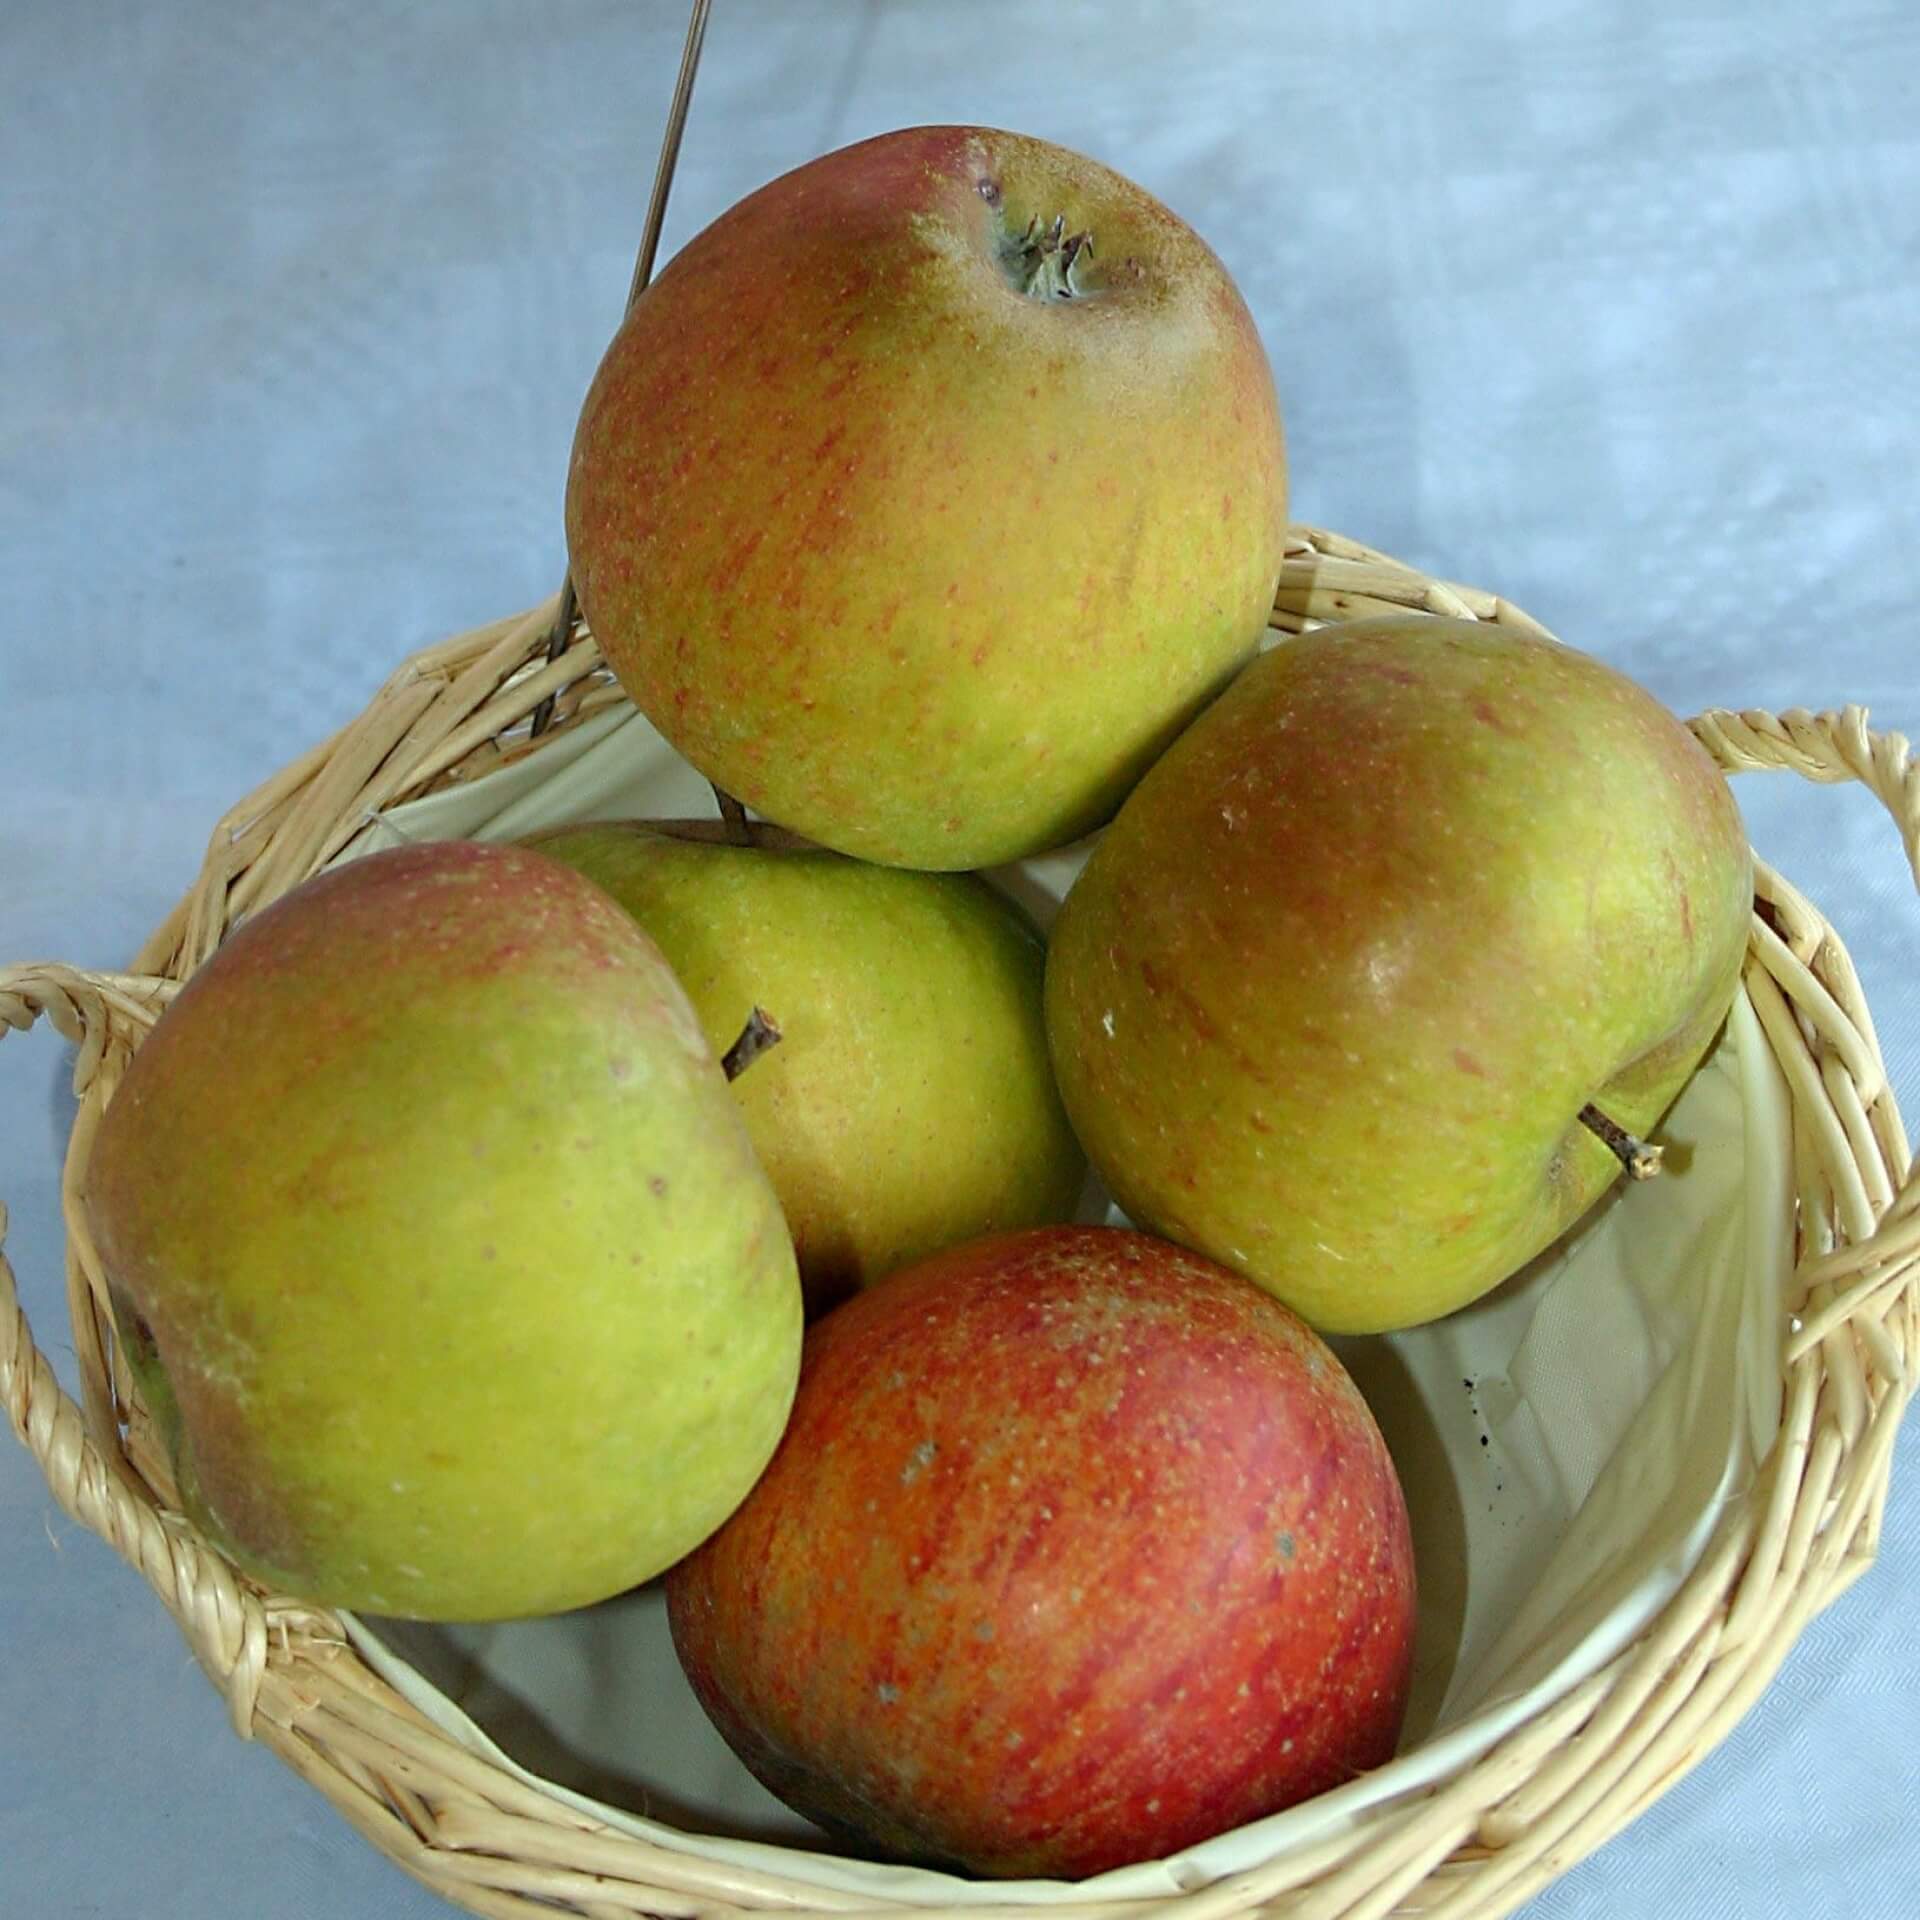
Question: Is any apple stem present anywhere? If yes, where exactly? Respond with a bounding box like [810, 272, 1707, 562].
[721, 1006, 782, 1082]
[1578, 1104, 1664, 1181]
[713, 785, 756, 847]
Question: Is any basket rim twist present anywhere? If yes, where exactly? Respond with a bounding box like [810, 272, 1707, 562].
[4, 523, 1918, 1920]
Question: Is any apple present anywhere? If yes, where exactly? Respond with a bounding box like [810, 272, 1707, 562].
[525, 818, 1086, 1312]
[83, 840, 803, 1621]
[565, 124, 1288, 871]
[665, 1224, 1416, 1879]
[1044, 615, 1754, 1335]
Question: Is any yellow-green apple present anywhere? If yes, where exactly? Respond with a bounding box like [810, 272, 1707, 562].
[83, 840, 802, 1620]
[666, 1224, 1416, 1879]
[565, 124, 1288, 870]
[525, 819, 1086, 1312]
[1044, 616, 1754, 1335]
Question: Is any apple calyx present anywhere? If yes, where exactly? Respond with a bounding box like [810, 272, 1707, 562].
[1577, 1102, 1664, 1181]
[721, 1005, 783, 1082]
[1012, 213, 1095, 300]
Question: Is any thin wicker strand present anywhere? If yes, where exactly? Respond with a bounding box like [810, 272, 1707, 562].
[1821, 1053, 1900, 1222]
[1747, 915, 1887, 1108]
[1790, 1243, 1920, 1362]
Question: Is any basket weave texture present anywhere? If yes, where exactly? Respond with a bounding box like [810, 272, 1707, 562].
[4, 524, 1917, 1920]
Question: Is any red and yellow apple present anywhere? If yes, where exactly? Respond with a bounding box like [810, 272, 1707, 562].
[666, 1225, 1416, 1878]
[84, 841, 803, 1620]
[566, 124, 1288, 869]
[1044, 616, 1755, 1334]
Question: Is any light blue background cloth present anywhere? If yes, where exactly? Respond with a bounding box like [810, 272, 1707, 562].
[2, 3, 1915, 1915]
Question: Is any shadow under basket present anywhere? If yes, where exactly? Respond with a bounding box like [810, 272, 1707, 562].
[4, 524, 1917, 1920]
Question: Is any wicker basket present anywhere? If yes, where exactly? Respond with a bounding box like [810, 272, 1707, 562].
[3, 523, 1916, 1920]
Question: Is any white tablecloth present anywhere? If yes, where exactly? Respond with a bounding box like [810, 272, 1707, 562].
[3, 4, 1916, 1915]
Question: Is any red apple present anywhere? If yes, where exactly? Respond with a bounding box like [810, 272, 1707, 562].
[565, 124, 1288, 870]
[665, 1225, 1415, 1879]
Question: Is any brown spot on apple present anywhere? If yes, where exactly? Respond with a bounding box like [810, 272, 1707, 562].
[1452, 1048, 1488, 1078]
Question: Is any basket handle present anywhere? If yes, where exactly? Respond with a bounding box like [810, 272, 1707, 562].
[0, 962, 310, 1738]
[1686, 704, 1920, 1342]
[1689, 703, 1920, 887]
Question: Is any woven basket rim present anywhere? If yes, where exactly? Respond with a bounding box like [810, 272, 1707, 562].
[4, 522, 1917, 1920]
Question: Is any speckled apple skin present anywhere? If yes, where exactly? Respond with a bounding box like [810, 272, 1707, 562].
[84, 840, 802, 1620]
[565, 124, 1288, 871]
[1044, 616, 1755, 1335]
[665, 1225, 1415, 1880]
[527, 820, 1085, 1312]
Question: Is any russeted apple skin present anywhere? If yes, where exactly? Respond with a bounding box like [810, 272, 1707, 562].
[83, 841, 803, 1621]
[1044, 617, 1755, 1336]
[526, 820, 1086, 1313]
[666, 1226, 1416, 1880]
[565, 123, 1288, 871]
